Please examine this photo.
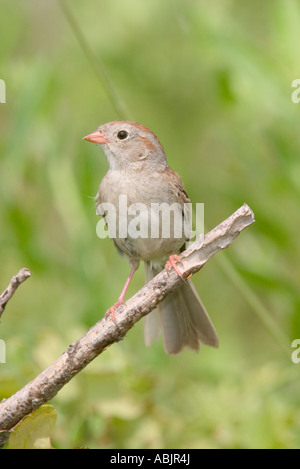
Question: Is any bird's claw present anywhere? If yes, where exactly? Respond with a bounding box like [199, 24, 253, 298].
[165, 254, 184, 280]
[105, 299, 124, 321]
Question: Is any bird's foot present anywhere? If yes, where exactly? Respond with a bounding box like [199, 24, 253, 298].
[165, 254, 184, 280]
[105, 299, 124, 321]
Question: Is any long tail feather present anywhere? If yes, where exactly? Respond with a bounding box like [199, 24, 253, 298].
[144, 262, 219, 355]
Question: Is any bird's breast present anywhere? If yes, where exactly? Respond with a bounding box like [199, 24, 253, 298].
[96, 170, 188, 261]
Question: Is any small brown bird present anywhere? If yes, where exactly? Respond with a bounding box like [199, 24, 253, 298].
[83, 121, 218, 355]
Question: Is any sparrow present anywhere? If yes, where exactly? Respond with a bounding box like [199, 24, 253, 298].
[83, 121, 219, 355]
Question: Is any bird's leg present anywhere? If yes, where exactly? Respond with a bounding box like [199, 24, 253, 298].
[105, 260, 139, 320]
[165, 253, 184, 280]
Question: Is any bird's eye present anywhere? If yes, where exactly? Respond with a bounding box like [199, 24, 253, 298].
[117, 130, 128, 140]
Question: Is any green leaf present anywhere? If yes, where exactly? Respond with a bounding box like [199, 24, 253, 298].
[6, 405, 57, 449]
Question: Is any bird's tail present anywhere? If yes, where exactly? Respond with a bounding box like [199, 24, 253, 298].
[144, 262, 219, 355]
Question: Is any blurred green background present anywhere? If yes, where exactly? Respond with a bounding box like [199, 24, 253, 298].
[1, 0, 300, 449]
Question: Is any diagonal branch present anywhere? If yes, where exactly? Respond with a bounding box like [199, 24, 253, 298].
[0, 204, 254, 438]
[0, 268, 31, 319]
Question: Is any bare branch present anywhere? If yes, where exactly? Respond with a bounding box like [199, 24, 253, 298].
[0, 204, 254, 436]
[0, 268, 31, 319]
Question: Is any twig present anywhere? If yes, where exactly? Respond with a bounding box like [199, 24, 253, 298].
[0, 204, 254, 437]
[0, 268, 31, 319]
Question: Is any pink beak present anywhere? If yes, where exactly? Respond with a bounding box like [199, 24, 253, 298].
[83, 130, 109, 145]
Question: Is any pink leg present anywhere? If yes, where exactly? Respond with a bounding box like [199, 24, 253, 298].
[165, 254, 184, 279]
[118, 267, 137, 303]
[105, 265, 137, 320]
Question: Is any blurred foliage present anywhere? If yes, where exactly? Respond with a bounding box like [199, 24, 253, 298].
[0, 0, 300, 449]
[6, 405, 57, 449]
